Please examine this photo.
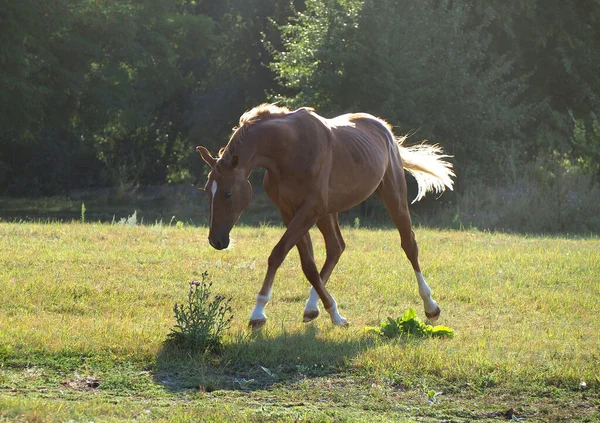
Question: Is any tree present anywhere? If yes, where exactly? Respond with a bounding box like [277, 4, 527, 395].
[0, 0, 218, 195]
[272, 0, 531, 184]
[186, 0, 301, 155]
[469, 0, 600, 178]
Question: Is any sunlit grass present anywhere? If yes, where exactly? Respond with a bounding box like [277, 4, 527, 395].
[0, 222, 599, 421]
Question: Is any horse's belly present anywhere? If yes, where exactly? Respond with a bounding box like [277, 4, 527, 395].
[326, 158, 386, 212]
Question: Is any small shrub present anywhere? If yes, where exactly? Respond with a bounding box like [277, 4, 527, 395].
[167, 272, 233, 354]
[445, 154, 600, 233]
[117, 210, 138, 226]
[367, 308, 454, 339]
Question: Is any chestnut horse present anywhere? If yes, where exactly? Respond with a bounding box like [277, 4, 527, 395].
[197, 104, 454, 329]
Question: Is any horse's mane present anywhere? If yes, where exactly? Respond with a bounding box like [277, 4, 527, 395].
[219, 104, 293, 157]
[238, 103, 290, 128]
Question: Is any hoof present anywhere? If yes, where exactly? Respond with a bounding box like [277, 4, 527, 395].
[329, 314, 348, 327]
[425, 306, 441, 323]
[334, 318, 349, 327]
[303, 309, 320, 322]
[248, 318, 266, 330]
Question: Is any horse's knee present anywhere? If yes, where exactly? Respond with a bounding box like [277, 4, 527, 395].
[267, 247, 285, 268]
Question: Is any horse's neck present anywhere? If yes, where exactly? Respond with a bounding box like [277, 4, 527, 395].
[240, 131, 280, 178]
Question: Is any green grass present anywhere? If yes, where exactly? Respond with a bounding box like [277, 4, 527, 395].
[0, 222, 599, 422]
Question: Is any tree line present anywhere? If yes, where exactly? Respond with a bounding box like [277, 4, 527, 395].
[1, 0, 599, 198]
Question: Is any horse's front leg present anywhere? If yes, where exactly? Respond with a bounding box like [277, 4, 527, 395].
[249, 206, 346, 329]
[248, 206, 318, 329]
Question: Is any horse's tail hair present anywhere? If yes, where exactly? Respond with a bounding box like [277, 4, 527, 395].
[396, 136, 455, 203]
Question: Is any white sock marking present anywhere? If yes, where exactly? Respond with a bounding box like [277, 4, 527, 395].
[416, 271, 438, 314]
[304, 287, 320, 312]
[250, 290, 271, 321]
[325, 300, 347, 325]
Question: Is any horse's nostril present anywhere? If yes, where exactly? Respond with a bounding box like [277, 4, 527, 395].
[209, 238, 225, 250]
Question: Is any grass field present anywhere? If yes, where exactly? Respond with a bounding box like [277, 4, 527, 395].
[0, 221, 599, 422]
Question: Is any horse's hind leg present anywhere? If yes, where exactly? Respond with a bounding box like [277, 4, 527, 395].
[303, 213, 346, 322]
[376, 172, 441, 322]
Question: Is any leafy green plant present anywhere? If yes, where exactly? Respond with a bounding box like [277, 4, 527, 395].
[368, 309, 454, 339]
[167, 272, 233, 354]
[427, 389, 442, 404]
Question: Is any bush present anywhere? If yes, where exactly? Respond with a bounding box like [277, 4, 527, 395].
[167, 272, 233, 354]
[448, 155, 600, 233]
[367, 309, 454, 339]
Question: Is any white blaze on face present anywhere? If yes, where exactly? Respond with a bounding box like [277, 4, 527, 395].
[210, 180, 217, 229]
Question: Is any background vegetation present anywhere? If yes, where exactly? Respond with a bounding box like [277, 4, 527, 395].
[2, 0, 600, 232]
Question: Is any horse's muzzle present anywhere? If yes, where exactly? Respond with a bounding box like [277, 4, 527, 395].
[209, 236, 229, 250]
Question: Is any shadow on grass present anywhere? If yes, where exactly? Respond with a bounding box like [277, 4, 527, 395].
[154, 324, 378, 393]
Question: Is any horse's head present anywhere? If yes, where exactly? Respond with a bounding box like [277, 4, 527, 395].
[197, 146, 252, 250]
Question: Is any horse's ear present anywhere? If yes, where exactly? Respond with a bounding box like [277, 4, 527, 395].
[216, 155, 239, 171]
[196, 146, 216, 168]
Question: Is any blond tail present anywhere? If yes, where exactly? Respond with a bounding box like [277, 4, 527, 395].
[397, 137, 455, 203]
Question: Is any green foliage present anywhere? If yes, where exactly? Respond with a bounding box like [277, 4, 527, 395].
[570, 110, 600, 178]
[2, 0, 600, 235]
[168, 272, 233, 354]
[0, 0, 219, 195]
[271, 0, 600, 192]
[272, 0, 532, 183]
[368, 309, 454, 339]
[446, 154, 600, 233]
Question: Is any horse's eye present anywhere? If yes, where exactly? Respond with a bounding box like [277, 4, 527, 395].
[224, 191, 233, 198]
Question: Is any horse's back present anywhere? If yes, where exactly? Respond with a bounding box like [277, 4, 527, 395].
[326, 112, 392, 170]
[263, 109, 397, 212]
[312, 111, 394, 211]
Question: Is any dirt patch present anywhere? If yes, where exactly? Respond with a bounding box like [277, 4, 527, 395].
[61, 378, 100, 391]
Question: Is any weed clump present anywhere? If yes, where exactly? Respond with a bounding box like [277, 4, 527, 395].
[367, 308, 454, 339]
[167, 272, 233, 354]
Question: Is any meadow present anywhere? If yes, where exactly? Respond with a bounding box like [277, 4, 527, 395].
[0, 220, 598, 422]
